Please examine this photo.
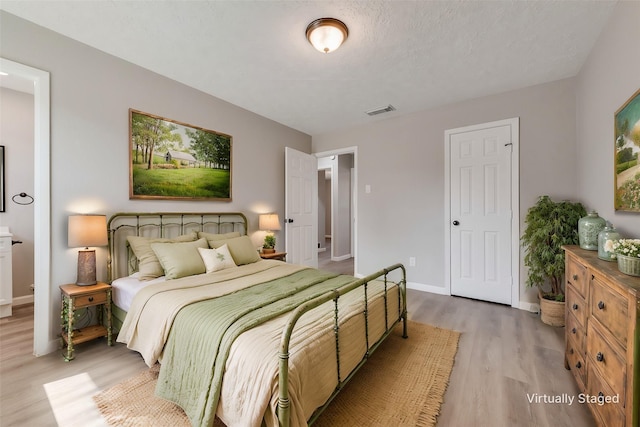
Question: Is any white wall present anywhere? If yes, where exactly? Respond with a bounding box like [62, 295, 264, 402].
[575, 1, 640, 236]
[0, 11, 311, 352]
[0, 87, 34, 300]
[313, 77, 578, 304]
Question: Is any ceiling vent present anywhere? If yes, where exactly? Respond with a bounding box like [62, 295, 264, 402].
[365, 104, 396, 116]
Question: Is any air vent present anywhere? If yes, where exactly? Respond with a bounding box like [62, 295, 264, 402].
[365, 104, 396, 116]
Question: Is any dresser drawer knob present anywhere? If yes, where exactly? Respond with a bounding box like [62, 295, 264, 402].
[569, 348, 574, 355]
[571, 327, 577, 334]
[575, 361, 581, 369]
[598, 391, 604, 398]
[572, 303, 578, 310]
[597, 301, 605, 310]
[596, 352, 604, 362]
[88, 296, 94, 302]
[572, 274, 578, 281]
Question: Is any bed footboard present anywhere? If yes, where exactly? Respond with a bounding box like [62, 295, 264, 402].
[277, 263, 407, 427]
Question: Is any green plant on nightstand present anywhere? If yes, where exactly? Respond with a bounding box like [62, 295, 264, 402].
[263, 234, 276, 250]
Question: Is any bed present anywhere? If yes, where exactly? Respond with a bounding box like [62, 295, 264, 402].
[107, 212, 407, 427]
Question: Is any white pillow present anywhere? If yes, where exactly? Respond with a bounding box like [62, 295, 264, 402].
[198, 244, 237, 273]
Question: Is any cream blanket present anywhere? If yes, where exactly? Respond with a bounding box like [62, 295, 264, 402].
[117, 261, 400, 427]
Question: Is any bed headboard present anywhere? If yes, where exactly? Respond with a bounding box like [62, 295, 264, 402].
[107, 212, 248, 282]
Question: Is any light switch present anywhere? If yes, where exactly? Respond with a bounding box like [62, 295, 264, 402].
[365, 184, 371, 194]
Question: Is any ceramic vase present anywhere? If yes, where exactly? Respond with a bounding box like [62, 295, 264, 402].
[598, 222, 622, 261]
[578, 211, 605, 251]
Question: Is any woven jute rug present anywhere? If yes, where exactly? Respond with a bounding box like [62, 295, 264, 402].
[94, 321, 460, 427]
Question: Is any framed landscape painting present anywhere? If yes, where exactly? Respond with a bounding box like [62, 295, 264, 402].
[614, 88, 640, 212]
[129, 109, 232, 201]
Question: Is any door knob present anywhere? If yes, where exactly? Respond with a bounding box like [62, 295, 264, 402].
[285, 218, 294, 223]
[452, 221, 460, 226]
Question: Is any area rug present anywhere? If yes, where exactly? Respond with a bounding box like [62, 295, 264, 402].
[93, 321, 460, 427]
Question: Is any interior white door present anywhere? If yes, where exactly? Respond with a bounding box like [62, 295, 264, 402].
[285, 147, 318, 268]
[448, 122, 514, 305]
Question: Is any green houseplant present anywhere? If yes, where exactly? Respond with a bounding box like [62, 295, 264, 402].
[521, 195, 586, 326]
[262, 234, 276, 253]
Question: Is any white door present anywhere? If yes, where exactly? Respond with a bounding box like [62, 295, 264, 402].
[285, 147, 318, 268]
[446, 119, 518, 305]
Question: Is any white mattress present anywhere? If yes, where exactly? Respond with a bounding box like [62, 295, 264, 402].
[111, 273, 166, 312]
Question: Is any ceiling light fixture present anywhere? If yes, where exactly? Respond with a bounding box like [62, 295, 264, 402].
[306, 18, 349, 53]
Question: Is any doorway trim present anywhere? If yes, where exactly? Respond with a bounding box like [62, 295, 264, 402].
[444, 118, 520, 308]
[314, 146, 358, 276]
[0, 58, 52, 355]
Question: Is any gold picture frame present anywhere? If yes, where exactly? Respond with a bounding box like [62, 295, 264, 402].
[129, 109, 232, 201]
[614, 88, 640, 212]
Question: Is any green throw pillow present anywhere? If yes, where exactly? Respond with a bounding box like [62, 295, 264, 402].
[150, 238, 209, 280]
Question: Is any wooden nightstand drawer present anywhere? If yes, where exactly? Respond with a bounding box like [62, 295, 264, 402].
[567, 257, 588, 298]
[74, 292, 107, 308]
[590, 276, 628, 348]
[567, 284, 588, 328]
[587, 320, 626, 401]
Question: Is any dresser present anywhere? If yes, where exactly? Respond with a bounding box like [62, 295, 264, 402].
[564, 246, 640, 427]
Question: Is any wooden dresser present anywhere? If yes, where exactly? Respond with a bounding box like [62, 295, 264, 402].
[564, 246, 640, 427]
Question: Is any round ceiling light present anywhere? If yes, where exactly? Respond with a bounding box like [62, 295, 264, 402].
[305, 18, 349, 54]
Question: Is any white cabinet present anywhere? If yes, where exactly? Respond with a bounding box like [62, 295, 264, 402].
[0, 227, 13, 318]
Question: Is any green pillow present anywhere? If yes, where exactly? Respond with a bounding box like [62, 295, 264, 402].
[209, 235, 260, 265]
[127, 232, 198, 280]
[150, 238, 209, 280]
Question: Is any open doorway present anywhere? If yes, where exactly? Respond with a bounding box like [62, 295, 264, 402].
[0, 58, 52, 356]
[315, 148, 356, 276]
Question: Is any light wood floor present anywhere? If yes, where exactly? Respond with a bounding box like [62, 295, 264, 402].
[0, 292, 595, 426]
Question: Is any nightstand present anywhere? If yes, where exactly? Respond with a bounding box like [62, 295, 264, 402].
[59, 282, 112, 361]
[260, 251, 287, 261]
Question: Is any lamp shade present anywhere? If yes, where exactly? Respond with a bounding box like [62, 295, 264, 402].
[306, 18, 349, 53]
[259, 214, 281, 231]
[68, 215, 108, 248]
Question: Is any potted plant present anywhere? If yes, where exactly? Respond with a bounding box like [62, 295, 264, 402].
[521, 195, 586, 326]
[262, 234, 276, 254]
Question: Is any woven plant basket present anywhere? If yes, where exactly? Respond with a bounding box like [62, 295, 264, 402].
[540, 297, 565, 327]
[617, 254, 640, 277]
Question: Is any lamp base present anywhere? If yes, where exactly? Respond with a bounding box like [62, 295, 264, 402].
[76, 249, 97, 286]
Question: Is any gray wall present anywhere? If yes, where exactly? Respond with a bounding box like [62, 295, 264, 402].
[0, 12, 311, 346]
[313, 77, 578, 304]
[312, 1, 640, 306]
[575, 1, 640, 236]
[0, 88, 34, 300]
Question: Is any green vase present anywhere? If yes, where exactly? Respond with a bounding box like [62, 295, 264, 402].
[598, 222, 621, 261]
[578, 211, 605, 251]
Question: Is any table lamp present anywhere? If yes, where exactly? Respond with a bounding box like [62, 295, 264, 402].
[259, 214, 281, 253]
[68, 214, 108, 286]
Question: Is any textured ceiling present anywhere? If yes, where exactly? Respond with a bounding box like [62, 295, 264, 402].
[0, 1, 617, 136]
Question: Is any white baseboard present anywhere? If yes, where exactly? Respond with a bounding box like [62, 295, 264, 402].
[14, 294, 34, 306]
[406, 282, 450, 295]
[331, 254, 352, 262]
[406, 282, 539, 312]
[519, 301, 540, 313]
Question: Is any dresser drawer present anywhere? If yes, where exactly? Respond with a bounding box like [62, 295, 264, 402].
[566, 310, 586, 354]
[587, 363, 625, 427]
[590, 276, 628, 348]
[587, 320, 626, 401]
[566, 284, 588, 328]
[567, 256, 588, 298]
[74, 292, 107, 308]
[566, 340, 586, 387]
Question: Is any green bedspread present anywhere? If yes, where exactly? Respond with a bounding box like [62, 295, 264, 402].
[155, 268, 356, 427]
